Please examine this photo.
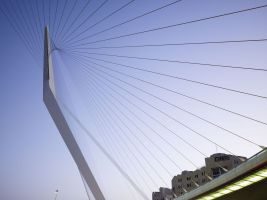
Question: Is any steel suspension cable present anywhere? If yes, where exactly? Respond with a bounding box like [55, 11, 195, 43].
[88, 81, 164, 187]
[30, 0, 43, 49]
[85, 74, 211, 173]
[91, 80, 229, 174]
[35, 0, 45, 41]
[72, 51, 267, 72]
[63, 0, 135, 45]
[22, 1, 42, 52]
[42, 0, 46, 31]
[63, 52, 166, 188]
[66, 0, 183, 47]
[60, 52, 153, 193]
[70, 54, 239, 156]
[57, 0, 78, 43]
[82, 67, 177, 176]
[95, 121, 150, 199]
[61, 0, 92, 42]
[9, 0, 37, 54]
[87, 80, 174, 185]
[54, 0, 68, 41]
[67, 52, 235, 158]
[62, 0, 109, 44]
[52, 0, 59, 39]
[101, 82, 199, 168]
[17, 2, 41, 52]
[0, 2, 38, 63]
[79, 171, 91, 200]
[68, 38, 267, 52]
[88, 74, 182, 176]
[71, 56, 266, 148]
[89, 72, 203, 168]
[70, 51, 267, 99]
[92, 105, 154, 192]
[68, 4, 267, 47]
[85, 87, 153, 193]
[86, 68, 199, 169]
[68, 54, 235, 173]
[72, 56, 267, 126]
[58, 100, 150, 200]
[66, 52, 188, 173]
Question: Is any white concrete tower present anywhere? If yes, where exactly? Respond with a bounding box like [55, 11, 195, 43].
[43, 26, 105, 200]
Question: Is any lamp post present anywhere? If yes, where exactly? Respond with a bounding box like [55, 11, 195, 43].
[54, 189, 59, 200]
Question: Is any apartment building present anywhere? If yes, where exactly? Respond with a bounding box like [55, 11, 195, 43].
[205, 153, 247, 179]
[172, 167, 208, 197]
[152, 187, 173, 200]
[171, 153, 247, 198]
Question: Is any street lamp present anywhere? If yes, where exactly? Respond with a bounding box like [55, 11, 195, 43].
[54, 189, 59, 200]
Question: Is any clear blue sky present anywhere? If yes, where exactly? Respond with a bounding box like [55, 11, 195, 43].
[0, 0, 267, 200]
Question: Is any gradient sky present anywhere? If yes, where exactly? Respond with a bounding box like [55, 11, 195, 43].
[0, 0, 267, 200]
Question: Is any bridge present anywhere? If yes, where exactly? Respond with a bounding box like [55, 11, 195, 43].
[1, 1, 267, 200]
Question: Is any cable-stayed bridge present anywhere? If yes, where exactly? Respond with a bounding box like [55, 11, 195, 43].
[1, 1, 267, 199]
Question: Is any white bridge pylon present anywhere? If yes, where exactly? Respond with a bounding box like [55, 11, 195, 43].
[43, 26, 106, 200]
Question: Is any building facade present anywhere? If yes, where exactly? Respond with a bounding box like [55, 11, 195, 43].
[152, 187, 173, 200]
[205, 153, 247, 179]
[171, 153, 247, 198]
[172, 167, 207, 197]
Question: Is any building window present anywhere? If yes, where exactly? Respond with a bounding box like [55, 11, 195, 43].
[187, 177, 191, 181]
[195, 174, 198, 178]
[212, 167, 226, 178]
